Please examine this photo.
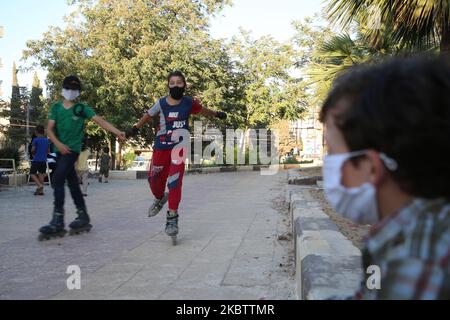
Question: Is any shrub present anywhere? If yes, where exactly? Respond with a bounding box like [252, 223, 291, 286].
[0, 144, 22, 169]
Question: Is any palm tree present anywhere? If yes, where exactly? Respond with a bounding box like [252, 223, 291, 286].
[307, 34, 366, 103]
[327, 0, 450, 52]
[306, 17, 408, 104]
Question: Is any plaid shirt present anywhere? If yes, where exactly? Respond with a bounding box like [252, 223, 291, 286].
[356, 198, 450, 300]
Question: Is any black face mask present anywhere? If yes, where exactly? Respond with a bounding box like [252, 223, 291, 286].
[169, 86, 185, 100]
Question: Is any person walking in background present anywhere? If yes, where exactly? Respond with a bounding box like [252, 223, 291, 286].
[28, 132, 37, 161]
[98, 147, 110, 183]
[75, 137, 91, 196]
[135, 151, 145, 162]
[30, 125, 49, 196]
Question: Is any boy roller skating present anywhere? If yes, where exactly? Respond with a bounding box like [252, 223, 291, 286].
[126, 71, 227, 244]
[38, 75, 126, 241]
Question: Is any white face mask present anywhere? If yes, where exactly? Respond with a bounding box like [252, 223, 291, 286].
[61, 88, 80, 101]
[323, 150, 379, 225]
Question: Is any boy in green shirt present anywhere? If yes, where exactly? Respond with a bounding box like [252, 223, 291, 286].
[38, 75, 125, 240]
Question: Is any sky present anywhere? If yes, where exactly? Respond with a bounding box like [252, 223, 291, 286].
[0, 0, 326, 101]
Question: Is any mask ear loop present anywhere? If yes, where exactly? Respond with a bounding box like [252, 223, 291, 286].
[379, 153, 398, 171]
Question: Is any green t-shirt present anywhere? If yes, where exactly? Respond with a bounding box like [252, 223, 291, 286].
[48, 101, 96, 153]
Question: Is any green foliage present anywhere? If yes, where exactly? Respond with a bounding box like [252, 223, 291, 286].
[7, 85, 30, 145]
[326, 0, 449, 52]
[23, 0, 308, 153]
[281, 156, 313, 164]
[122, 152, 136, 170]
[294, 4, 440, 106]
[270, 119, 299, 157]
[291, 17, 338, 106]
[30, 73, 46, 126]
[23, 0, 236, 148]
[0, 143, 22, 169]
[227, 30, 307, 129]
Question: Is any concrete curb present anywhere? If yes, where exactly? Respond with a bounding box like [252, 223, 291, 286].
[286, 186, 363, 300]
[287, 168, 322, 186]
[78, 163, 324, 181]
[0, 173, 28, 186]
[107, 164, 282, 179]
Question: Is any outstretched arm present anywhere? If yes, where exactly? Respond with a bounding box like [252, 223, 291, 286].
[199, 107, 227, 119]
[191, 99, 226, 119]
[125, 113, 152, 138]
[199, 107, 217, 118]
[91, 115, 126, 142]
[134, 113, 152, 129]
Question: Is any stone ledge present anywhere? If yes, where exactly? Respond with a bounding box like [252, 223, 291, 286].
[287, 168, 323, 186]
[108, 170, 138, 180]
[301, 255, 362, 300]
[94, 165, 318, 180]
[0, 173, 28, 187]
[287, 186, 363, 300]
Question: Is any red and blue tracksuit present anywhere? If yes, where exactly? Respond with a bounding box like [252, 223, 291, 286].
[147, 96, 202, 211]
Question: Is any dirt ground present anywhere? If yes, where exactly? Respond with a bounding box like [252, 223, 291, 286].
[297, 167, 371, 250]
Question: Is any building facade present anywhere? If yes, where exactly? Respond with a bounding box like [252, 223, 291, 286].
[289, 106, 324, 160]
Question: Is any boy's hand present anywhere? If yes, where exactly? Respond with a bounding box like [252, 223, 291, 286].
[58, 143, 72, 155]
[125, 126, 139, 138]
[117, 132, 126, 142]
[216, 111, 227, 120]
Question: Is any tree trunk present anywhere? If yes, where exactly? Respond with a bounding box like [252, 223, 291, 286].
[441, 22, 450, 53]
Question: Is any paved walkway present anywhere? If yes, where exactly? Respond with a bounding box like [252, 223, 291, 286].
[0, 171, 295, 300]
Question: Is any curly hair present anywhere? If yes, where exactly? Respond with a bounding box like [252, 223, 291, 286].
[167, 70, 186, 87]
[320, 54, 450, 199]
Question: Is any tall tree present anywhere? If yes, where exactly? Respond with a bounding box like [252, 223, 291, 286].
[228, 30, 307, 130]
[295, 12, 410, 105]
[7, 62, 28, 145]
[23, 0, 308, 169]
[30, 72, 45, 126]
[291, 17, 338, 106]
[24, 0, 233, 152]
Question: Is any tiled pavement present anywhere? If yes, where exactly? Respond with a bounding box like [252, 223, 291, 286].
[0, 171, 295, 300]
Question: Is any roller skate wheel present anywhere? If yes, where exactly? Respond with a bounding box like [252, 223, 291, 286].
[69, 229, 79, 236]
[38, 230, 66, 241]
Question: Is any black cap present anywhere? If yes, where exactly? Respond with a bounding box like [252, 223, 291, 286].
[62, 75, 81, 90]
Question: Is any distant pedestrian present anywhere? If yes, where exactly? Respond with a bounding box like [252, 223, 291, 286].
[76, 137, 91, 196]
[135, 151, 145, 162]
[99, 147, 110, 183]
[28, 132, 37, 161]
[30, 125, 49, 196]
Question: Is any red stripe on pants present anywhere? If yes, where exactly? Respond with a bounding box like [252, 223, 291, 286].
[148, 149, 185, 211]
